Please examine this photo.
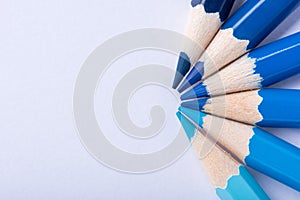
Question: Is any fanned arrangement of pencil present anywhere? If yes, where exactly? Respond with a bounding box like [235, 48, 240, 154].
[173, 0, 300, 199]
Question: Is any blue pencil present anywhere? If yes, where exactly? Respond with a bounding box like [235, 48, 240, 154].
[181, 88, 300, 128]
[176, 112, 270, 200]
[172, 0, 236, 89]
[181, 32, 300, 97]
[179, 106, 300, 192]
[177, 0, 300, 93]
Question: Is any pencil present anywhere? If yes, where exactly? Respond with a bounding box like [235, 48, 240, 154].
[179, 106, 300, 191]
[172, 0, 236, 89]
[181, 32, 300, 96]
[176, 111, 270, 200]
[181, 88, 300, 128]
[177, 0, 300, 92]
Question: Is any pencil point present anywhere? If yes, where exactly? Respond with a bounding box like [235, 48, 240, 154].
[172, 52, 191, 89]
[177, 61, 204, 93]
[176, 111, 196, 141]
[181, 98, 207, 111]
[179, 106, 206, 128]
[180, 90, 196, 100]
[181, 82, 208, 100]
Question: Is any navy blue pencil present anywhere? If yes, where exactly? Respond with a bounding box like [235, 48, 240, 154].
[181, 32, 300, 98]
[181, 88, 300, 128]
[172, 0, 236, 89]
[177, 0, 300, 93]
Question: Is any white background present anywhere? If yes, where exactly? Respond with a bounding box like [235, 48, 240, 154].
[1, 0, 300, 199]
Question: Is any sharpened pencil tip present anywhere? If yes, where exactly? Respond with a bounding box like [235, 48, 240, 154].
[175, 111, 181, 120]
[176, 111, 196, 141]
[179, 106, 206, 128]
[181, 98, 207, 111]
[177, 78, 191, 93]
[181, 82, 209, 100]
[181, 89, 198, 100]
[172, 52, 191, 89]
[177, 61, 204, 93]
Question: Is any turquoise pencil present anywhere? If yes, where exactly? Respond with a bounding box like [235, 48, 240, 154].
[172, 0, 236, 89]
[180, 32, 300, 95]
[177, 0, 300, 92]
[176, 112, 269, 200]
[179, 107, 300, 191]
[181, 88, 300, 128]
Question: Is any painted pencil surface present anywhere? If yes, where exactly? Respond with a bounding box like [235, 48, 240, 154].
[181, 32, 300, 96]
[178, 0, 300, 92]
[176, 112, 269, 200]
[172, 0, 235, 89]
[181, 88, 300, 128]
[179, 107, 300, 191]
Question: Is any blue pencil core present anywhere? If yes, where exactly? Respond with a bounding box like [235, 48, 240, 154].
[178, 61, 204, 93]
[172, 52, 191, 89]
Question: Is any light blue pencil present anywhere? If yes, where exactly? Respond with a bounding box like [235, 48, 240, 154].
[177, 111, 269, 200]
[179, 106, 300, 191]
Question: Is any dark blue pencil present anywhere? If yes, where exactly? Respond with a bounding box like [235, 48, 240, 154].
[177, 0, 300, 93]
[172, 0, 236, 89]
[181, 32, 300, 97]
[181, 88, 300, 128]
[179, 106, 300, 192]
